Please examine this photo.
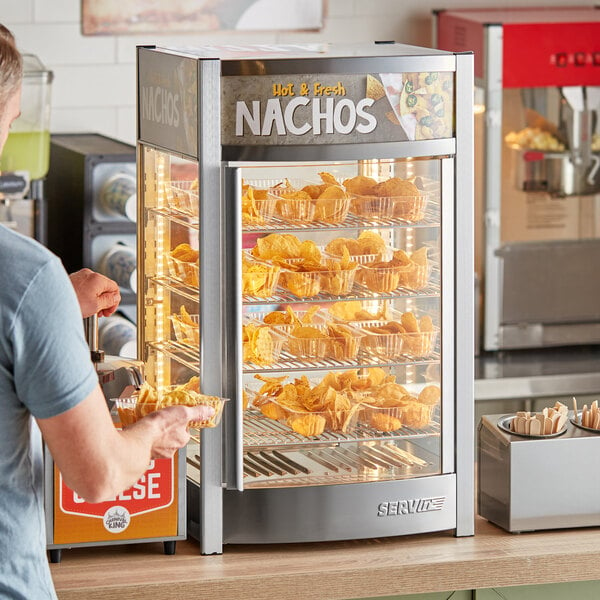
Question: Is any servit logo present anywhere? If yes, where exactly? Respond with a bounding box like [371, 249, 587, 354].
[377, 496, 446, 517]
[103, 506, 131, 533]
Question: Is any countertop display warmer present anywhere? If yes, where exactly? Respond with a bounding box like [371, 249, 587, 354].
[136, 41, 474, 554]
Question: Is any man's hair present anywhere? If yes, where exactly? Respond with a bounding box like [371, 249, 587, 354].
[0, 24, 23, 106]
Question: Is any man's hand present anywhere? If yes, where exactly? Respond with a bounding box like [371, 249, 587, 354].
[139, 404, 216, 459]
[69, 268, 121, 318]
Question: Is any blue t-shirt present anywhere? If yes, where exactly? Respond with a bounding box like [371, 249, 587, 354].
[0, 226, 98, 599]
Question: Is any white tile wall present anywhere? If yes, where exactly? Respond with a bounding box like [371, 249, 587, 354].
[51, 107, 118, 138]
[2, 0, 597, 145]
[0, 0, 32, 22]
[34, 0, 79, 22]
[9, 23, 116, 64]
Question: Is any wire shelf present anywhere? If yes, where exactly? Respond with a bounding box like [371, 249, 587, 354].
[150, 339, 438, 374]
[241, 207, 441, 233]
[243, 349, 440, 374]
[149, 204, 440, 234]
[240, 441, 440, 487]
[243, 408, 440, 449]
[242, 279, 441, 306]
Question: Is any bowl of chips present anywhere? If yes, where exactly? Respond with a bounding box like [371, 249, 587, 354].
[358, 247, 430, 293]
[255, 399, 330, 437]
[286, 410, 329, 437]
[251, 368, 441, 438]
[167, 180, 199, 217]
[114, 396, 141, 427]
[361, 404, 404, 432]
[399, 312, 438, 358]
[271, 187, 316, 222]
[311, 171, 352, 224]
[171, 306, 199, 346]
[279, 255, 358, 298]
[242, 321, 286, 366]
[242, 254, 281, 298]
[344, 175, 429, 222]
[354, 311, 438, 360]
[325, 231, 391, 266]
[269, 173, 351, 224]
[354, 320, 406, 361]
[401, 401, 435, 429]
[286, 322, 364, 361]
[360, 382, 440, 430]
[167, 243, 199, 287]
[114, 381, 227, 429]
[252, 305, 326, 334]
[327, 300, 394, 323]
[256, 399, 361, 438]
[314, 194, 351, 224]
[249, 373, 365, 437]
[359, 264, 406, 294]
[328, 299, 399, 322]
[157, 386, 227, 429]
[251, 233, 322, 263]
[241, 180, 279, 225]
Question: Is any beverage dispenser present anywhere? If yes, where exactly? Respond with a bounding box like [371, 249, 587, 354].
[45, 133, 138, 354]
[0, 53, 53, 241]
[435, 7, 600, 351]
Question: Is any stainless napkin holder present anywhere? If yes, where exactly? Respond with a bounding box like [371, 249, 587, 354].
[478, 413, 600, 533]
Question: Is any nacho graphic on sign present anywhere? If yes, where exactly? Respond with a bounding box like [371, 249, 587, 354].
[221, 72, 453, 145]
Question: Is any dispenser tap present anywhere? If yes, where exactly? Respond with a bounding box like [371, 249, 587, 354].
[84, 314, 107, 368]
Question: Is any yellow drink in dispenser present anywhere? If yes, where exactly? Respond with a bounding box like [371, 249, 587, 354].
[0, 55, 53, 181]
[0, 131, 51, 181]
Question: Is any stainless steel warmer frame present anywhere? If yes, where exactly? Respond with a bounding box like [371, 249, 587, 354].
[137, 44, 474, 554]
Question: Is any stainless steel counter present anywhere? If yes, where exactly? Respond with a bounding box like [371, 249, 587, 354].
[475, 346, 600, 402]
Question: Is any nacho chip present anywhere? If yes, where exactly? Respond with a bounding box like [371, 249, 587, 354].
[343, 175, 378, 196]
[243, 323, 279, 365]
[366, 74, 386, 101]
[319, 171, 341, 186]
[136, 381, 159, 418]
[368, 411, 403, 432]
[418, 385, 441, 406]
[373, 177, 420, 198]
[242, 255, 280, 297]
[420, 315, 434, 332]
[401, 311, 419, 333]
[171, 243, 199, 263]
[289, 413, 326, 437]
[292, 325, 329, 339]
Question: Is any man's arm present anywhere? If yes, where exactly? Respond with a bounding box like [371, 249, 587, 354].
[69, 269, 121, 318]
[36, 384, 213, 503]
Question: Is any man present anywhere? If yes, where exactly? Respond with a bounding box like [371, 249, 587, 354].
[0, 25, 213, 599]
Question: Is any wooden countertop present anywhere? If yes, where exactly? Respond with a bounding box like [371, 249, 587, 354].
[50, 517, 600, 600]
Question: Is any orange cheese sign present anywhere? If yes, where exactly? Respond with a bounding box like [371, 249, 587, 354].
[53, 457, 180, 544]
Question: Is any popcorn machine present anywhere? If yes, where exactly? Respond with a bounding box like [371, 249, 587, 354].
[435, 7, 600, 351]
[136, 42, 474, 553]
